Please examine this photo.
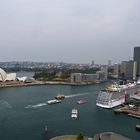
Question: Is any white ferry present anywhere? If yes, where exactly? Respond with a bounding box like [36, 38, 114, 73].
[45, 126, 47, 132]
[71, 108, 78, 119]
[47, 99, 61, 105]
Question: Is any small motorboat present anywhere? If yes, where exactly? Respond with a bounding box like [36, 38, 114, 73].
[71, 108, 78, 119]
[45, 126, 47, 132]
[77, 99, 87, 104]
[136, 125, 140, 131]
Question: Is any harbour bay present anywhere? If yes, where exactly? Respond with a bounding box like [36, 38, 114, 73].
[0, 84, 139, 140]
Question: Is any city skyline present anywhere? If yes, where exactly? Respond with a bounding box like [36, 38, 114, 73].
[0, 0, 140, 64]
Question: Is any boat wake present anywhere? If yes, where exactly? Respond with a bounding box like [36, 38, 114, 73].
[25, 103, 47, 109]
[65, 93, 90, 98]
[0, 100, 12, 109]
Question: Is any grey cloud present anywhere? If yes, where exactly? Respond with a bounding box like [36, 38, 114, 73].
[0, 0, 140, 64]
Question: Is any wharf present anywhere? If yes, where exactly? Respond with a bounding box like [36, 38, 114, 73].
[49, 133, 132, 140]
[0, 81, 45, 88]
[49, 135, 88, 140]
[0, 81, 99, 88]
[93, 132, 132, 140]
[114, 105, 140, 118]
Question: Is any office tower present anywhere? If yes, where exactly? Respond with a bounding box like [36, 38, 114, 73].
[120, 60, 137, 80]
[108, 60, 111, 66]
[134, 47, 140, 77]
[113, 63, 119, 79]
[91, 60, 94, 67]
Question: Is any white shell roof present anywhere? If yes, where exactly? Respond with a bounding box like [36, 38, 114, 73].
[0, 68, 16, 82]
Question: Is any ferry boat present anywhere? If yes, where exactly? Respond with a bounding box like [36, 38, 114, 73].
[136, 125, 140, 131]
[47, 99, 61, 105]
[55, 94, 65, 100]
[71, 108, 78, 119]
[96, 81, 140, 109]
[45, 126, 47, 132]
[77, 99, 87, 104]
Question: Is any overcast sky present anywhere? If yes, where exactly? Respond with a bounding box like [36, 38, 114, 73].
[0, 0, 140, 64]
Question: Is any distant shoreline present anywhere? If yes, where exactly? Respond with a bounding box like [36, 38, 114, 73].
[0, 81, 104, 88]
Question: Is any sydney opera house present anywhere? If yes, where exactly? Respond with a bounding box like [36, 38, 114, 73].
[0, 68, 16, 82]
[0, 68, 32, 83]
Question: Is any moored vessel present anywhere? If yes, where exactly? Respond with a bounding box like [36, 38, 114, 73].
[96, 81, 140, 109]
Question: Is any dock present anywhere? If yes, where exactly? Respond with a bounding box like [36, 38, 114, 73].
[93, 132, 132, 140]
[49, 135, 88, 140]
[114, 105, 140, 118]
[0, 81, 98, 89]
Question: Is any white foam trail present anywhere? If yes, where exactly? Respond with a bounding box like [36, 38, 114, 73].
[25, 103, 47, 109]
[65, 93, 89, 98]
[0, 100, 12, 109]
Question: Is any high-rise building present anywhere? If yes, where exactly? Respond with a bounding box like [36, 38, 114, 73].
[120, 60, 137, 80]
[133, 61, 137, 80]
[108, 60, 111, 66]
[91, 60, 95, 67]
[112, 63, 119, 79]
[134, 47, 140, 77]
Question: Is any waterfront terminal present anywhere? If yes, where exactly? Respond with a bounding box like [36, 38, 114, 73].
[49, 132, 132, 140]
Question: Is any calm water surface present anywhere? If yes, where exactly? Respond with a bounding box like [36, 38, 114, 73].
[16, 71, 34, 77]
[0, 83, 139, 140]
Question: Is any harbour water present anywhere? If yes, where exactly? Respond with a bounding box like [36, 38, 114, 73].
[16, 71, 34, 78]
[0, 83, 139, 140]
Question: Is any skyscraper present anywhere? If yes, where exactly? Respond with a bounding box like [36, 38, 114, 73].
[120, 60, 137, 80]
[134, 47, 140, 77]
[108, 60, 111, 66]
[91, 60, 94, 67]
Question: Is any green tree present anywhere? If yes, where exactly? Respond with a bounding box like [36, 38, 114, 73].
[77, 133, 84, 140]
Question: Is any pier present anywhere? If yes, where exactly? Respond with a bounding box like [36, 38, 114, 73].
[114, 105, 140, 118]
[49, 135, 88, 140]
[0, 80, 99, 88]
[93, 132, 132, 140]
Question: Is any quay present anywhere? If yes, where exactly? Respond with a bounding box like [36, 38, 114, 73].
[93, 132, 132, 140]
[49, 132, 132, 140]
[49, 135, 88, 140]
[0, 81, 100, 88]
[114, 105, 140, 118]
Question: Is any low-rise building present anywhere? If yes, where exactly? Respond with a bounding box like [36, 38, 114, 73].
[82, 74, 99, 82]
[71, 73, 82, 83]
[71, 70, 107, 83]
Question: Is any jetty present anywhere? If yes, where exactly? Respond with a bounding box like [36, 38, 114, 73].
[49, 133, 132, 140]
[0, 80, 98, 89]
[114, 105, 140, 118]
[93, 132, 132, 140]
[49, 135, 87, 140]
